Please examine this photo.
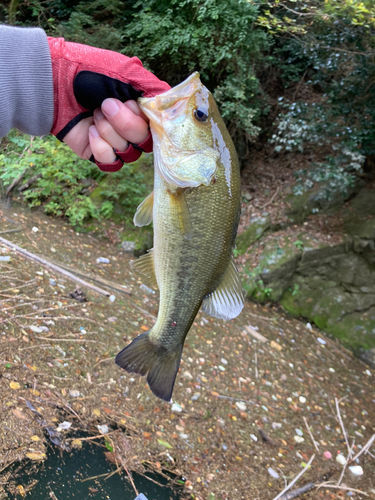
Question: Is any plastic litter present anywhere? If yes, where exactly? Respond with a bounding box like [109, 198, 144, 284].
[140, 284, 155, 295]
[268, 467, 279, 479]
[349, 465, 363, 476]
[0, 256, 11, 262]
[96, 257, 110, 264]
[134, 494, 148, 500]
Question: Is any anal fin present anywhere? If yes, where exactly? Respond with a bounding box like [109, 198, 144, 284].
[202, 256, 244, 320]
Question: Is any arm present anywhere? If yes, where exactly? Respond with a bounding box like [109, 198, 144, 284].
[0, 26, 170, 168]
[0, 25, 53, 137]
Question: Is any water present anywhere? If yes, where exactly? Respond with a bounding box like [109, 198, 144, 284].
[9, 437, 180, 500]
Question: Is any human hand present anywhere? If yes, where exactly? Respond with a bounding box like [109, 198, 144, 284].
[47, 37, 170, 169]
[64, 98, 150, 171]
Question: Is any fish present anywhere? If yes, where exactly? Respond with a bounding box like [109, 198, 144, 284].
[115, 72, 244, 401]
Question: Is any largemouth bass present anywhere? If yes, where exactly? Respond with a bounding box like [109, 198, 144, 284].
[115, 72, 244, 401]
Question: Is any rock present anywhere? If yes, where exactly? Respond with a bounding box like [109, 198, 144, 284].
[286, 181, 361, 224]
[236, 215, 271, 254]
[122, 241, 136, 253]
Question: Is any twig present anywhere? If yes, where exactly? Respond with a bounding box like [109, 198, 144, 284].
[0, 228, 22, 235]
[271, 454, 315, 500]
[215, 393, 258, 405]
[317, 484, 369, 496]
[244, 325, 268, 343]
[18, 173, 42, 192]
[303, 417, 319, 452]
[35, 336, 102, 343]
[1, 279, 37, 293]
[45, 316, 97, 322]
[278, 469, 334, 500]
[81, 472, 113, 482]
[337, 439, 355, 487]
[104, 466, 123, 481]
[259, 186, 280, 210]
[0, 236, 112, 297]
[351, 434, 375, 462]
[335, 397, 351, 459]
[46, 258, 131, 296]
[6, 168, 28, 197]
[67, 430, 120, 442]
[116, 451, 139, 497]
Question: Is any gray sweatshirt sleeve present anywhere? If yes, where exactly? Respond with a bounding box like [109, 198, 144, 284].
[0, 25, 54, 138]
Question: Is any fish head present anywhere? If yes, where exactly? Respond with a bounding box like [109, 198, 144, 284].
[139, 72, 231, 189]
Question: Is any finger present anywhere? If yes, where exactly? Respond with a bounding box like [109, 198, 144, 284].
[64, 116, 94, 159]
[102, 98, 149, 144]
[89, 125, 117, 164]
[94, 109, 128, 152]
[124, 100, 149, 122]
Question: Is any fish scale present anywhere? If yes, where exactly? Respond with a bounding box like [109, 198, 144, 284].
[115, 72, 244, 401]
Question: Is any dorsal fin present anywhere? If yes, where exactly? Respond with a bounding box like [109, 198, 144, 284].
[134, 191, 154, 227]
[130, 249, 158, 289]
[202, 257, 244, 320]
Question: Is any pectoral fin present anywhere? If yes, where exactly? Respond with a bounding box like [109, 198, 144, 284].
[170, 190, 192, 239]
[202, 257, 244, 320]
[134, 191, 154, 227]
[130, 249, 158, 289]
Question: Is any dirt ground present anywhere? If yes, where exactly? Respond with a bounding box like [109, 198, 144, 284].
[0, 203, 374, 500]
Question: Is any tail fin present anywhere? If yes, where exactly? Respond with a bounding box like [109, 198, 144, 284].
[115, 332, 183, 402]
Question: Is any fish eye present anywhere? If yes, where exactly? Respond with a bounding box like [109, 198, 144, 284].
[193, 106, 208, 123]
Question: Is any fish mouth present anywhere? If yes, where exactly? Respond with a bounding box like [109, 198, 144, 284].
[139, 72, 202, 112]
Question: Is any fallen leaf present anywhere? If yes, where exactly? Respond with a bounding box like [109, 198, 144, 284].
[143, 432, 152, 440]
[270, 340, 282, 351]
[157, 439, 173, 449]
[16, 485, 26, 497]
[26, 452, 46, 460]
[93, 409, 101, 417]
[30, 436, 40, 442]
[9, 381, 20, 390]
[12, 409, 28, 420]
[104, 451, 118, 464]
[72, 439, 82, 447]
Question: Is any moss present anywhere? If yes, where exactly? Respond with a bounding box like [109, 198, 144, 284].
[236, 216, 271, 254]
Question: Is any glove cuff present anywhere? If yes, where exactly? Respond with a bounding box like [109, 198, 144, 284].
[95, 131, 152, 172]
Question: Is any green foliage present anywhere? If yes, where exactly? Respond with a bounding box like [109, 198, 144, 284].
[120, 0, 267, 139]
[268, 0, 374, 199]
[293, 240, 304, 252]
[0, 132, 147, 227]
[2, 0, 375, 220]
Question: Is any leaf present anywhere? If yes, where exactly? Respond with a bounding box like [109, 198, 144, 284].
[104, 451, 118, 464]
[72, 439, 82, 447]
[26, 452, 46, 460]
[12, 409, 28, 420]
[30, 436, 41, 442]
[157, 439, 173, 449]
[104, 440, 113, 452]
[9, 381, 20, 390]
[93, 409, 101, 417]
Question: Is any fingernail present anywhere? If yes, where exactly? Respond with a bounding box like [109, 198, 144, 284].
[89, 125, 99, 138]
[102, 98, 119, 117]
[94, 108, 105, 121]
